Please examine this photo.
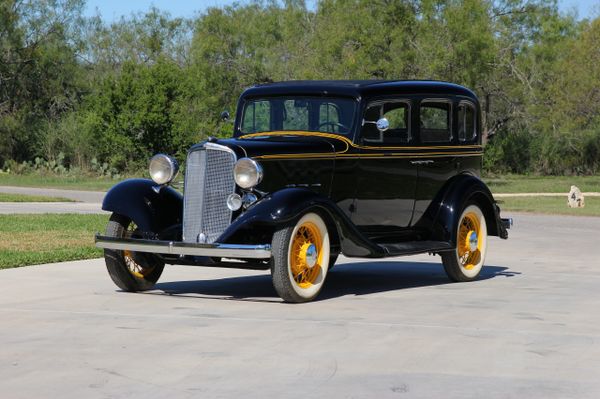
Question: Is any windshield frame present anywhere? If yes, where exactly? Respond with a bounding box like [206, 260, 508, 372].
[236, 96, 359, 137]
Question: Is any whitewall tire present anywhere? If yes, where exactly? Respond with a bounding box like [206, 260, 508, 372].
[441, 204, 487, 282]
[271, 212, 331, 303]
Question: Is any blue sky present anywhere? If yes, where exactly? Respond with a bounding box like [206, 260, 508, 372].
[84, 0, 598, 21]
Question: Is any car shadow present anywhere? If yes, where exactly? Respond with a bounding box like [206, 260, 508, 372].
[148, 261, 518, 303]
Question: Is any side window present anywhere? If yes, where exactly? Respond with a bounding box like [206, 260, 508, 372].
[420, 101, 451, 143]
[362, 101, 410, 144]
[241, 100, 270, 133]
[458, 102, 476, 142]
[319, 103, 341, 132]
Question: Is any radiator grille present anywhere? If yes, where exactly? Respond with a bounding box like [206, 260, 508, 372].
[182, 144, 236, 244]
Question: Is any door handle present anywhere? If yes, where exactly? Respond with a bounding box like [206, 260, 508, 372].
[410, 160, 434, 165]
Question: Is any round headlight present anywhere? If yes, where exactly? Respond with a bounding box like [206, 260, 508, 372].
[234, 158, 263, 189]
[149, 154, 179, 185]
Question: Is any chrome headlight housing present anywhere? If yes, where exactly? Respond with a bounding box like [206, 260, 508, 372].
[149, 154, 179, 185]
[234, 158, 263, 189]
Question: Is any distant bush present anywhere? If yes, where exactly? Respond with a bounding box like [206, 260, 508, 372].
[2, 153, 121, 179]
[484, 131, 533, 174]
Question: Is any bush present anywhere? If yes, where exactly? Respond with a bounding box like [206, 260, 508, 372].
[484, 130, 533, 174]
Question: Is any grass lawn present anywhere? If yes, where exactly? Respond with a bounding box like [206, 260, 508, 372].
[0, 173, 120, 191]
[0, 193, 75, 202]
[0, 214, 109, 269]
[498, 196, 600, 217]
[485, 174, 600, 194]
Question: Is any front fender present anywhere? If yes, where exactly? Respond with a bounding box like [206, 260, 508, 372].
[218, 188, 385, 257]
[102, 178, 183, 233]
[422, 174, 508, 244]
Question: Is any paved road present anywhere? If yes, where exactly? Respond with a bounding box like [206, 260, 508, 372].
[0, 202, 105, 214]
[0, 185, 105, 203]
[1, 213, 599, 398]
[0, 186, 105, 214]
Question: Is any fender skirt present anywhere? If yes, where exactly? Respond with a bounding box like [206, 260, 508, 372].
[218, 188, 386, 258]
[102, 178, 183, 235]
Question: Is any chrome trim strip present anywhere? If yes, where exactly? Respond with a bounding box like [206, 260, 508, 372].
[95, 235, 271, 259]
[203, 142, 237, 155]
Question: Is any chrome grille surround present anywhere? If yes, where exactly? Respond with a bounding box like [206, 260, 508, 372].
[182, 143, 237, 244]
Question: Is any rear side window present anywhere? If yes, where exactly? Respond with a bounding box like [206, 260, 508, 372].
[420, 101, 451, 143]
[458, 102, 476, 142]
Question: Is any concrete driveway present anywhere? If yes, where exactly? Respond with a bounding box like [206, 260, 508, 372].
[1, 213, 599, 398]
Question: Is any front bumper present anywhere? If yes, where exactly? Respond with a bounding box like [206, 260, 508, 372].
[95, 234, 272, 259]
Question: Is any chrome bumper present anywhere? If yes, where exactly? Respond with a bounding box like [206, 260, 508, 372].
[95, 235, 272, 259]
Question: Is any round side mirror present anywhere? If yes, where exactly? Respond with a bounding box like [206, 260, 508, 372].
[376, 117, 390, 132]
[220, 110, 230, 122]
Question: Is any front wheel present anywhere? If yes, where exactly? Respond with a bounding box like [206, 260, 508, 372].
[103, 213, 165, 291]
[441, 204, 487, 282]
[270, 212, 331, 303]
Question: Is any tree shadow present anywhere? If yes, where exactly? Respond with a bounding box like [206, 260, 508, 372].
[148, 261, 519, 302]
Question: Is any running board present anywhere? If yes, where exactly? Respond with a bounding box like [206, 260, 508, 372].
[379, 241, 453, 257]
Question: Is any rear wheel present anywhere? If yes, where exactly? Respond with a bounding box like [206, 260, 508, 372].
[103, 213, 164, 291]
[441, 204, 487, 282]
[271, 212, 331, 303]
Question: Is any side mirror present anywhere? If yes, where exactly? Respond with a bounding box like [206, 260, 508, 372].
[220, 110, 230, 122]
[376, 117, 389, 132]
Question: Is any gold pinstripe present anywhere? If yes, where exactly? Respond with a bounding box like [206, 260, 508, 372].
[239, 131, 483, 160]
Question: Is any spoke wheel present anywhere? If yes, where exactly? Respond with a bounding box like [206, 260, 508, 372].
[271, 212, 331, 303]
[104, 213, 164, 291]
[442, 204, 487, 282]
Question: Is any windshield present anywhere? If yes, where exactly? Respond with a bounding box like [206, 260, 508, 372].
[240, 97, 357, 135]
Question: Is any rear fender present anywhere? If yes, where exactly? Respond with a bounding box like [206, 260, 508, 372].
[420, 174, 508, 244]
[102, 179, 183, 234]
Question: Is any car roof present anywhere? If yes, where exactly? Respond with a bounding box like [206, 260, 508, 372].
[240, 80, 478, 102]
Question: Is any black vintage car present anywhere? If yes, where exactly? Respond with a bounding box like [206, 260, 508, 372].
[96, 80, 511, 302]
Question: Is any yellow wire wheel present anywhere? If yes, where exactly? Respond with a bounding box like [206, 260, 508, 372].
[123, 250, 155, 278]
[442, 204, 487, 282]
[103, 213, 164, 292]
[271, 212, 331, 302]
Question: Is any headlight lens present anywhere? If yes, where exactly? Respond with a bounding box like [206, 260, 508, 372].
[234, 158, 263, 189]
[149, 154, 179, 185]
[226, 193, 242, 211]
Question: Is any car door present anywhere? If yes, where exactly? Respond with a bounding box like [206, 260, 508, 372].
[412, 98, 458, 224]
[353, 99, 417, 241]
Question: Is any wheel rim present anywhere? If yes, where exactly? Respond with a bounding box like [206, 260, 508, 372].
[290, 222, 324, 289]
[123, 222, 155, 278]
[457, 212, 482, 270]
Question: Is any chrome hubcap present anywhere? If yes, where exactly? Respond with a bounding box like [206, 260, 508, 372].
[468, 231, 478, 252]
[305, 244, 318, 268]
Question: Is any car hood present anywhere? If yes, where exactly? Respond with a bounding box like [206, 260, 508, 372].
[216, 132, 351, 159]
[192, 132, 352, 195]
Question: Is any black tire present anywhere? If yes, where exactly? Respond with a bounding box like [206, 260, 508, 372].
[104, 213, 164, 291]
[441, 203, 487, 282]
[271, 212, 331, 303]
